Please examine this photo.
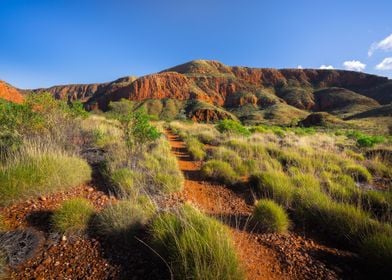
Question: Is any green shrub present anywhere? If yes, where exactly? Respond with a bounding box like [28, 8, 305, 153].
[216, 120, 250, 136]
[186, 137, 206, 161]
[253, 199, 289, 233]
[151, 204, 243, 280]
[346, 130, 385, 148]
[52, 198, 95, 233]
[94, 197, 155, 243]
[360, 233, 392, 273]
[250, 171, 294, 207]
[0, 148, 92, 205]
[201, 160, 240, 185]
[343, 163, 372, 182]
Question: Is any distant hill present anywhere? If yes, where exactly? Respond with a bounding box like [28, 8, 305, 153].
[2, 60, 392, 125]
[0, 80, 24, 103]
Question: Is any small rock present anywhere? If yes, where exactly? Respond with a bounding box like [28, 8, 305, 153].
[61, 235, 67, 242]
[54, 261, 60, 266]
[39, 196, 46, 201]
[87, 187, 94, 192]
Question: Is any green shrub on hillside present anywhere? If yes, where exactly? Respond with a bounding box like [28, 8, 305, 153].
[151, 204, 243, 280]
[216, 120, 250, 136]
[52, 198, 95, 233]
[201, 160, 240, 185]
[253, 199, 290, 233]
[0, 148, 91, 205]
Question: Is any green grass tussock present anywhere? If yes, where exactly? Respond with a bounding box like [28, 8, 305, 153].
[0, 147, 91, 206]
[142, 137, 184, 193]
[52, 198, 95, 233]
[359, 233, 392, 273]
[110, 168, 141, 198]
[250, 171, 295, 207]
[342, 163, 372, 182]
[185, 137, 206, 161]
[201, 160, 240, 185]
[150, 204, 244, 280]
[94, 197, 155, 243]
[216, 120, 250, 136]
[253, 199, 290, 233]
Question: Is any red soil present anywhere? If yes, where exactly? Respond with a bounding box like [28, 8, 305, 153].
[164, 130, 360, 280]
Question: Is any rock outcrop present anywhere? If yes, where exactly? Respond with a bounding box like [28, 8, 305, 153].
[0, 81, 24, 103]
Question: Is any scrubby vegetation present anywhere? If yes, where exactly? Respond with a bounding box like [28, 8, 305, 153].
[151, 204, 243, 280]
[52, 198, 95, 233]
[253, 199, 289, 233]
[169, 118, 392, 274]
[94, 197, 155, 243]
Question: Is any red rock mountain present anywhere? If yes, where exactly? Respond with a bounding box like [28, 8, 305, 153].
[0, 80, 24, 103]
[6, 60, 392, 123]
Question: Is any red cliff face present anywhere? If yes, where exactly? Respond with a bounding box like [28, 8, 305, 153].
[0, 81, 24, 103]
[29, 60, 391, 112]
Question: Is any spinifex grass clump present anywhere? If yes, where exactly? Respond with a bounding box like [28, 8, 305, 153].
[185, 136, 206, 161]
[250, 171, 295, 207]
[52, 198, 95, 233]
[201, 159, 240, 185]
[142, 137, 184, 193]
[253, 199, 290, 233]
[0, 144, 91, 206]
[94, 197, 155, 243]
[359, 233, 392, 273]
[151, 204, 244, 280]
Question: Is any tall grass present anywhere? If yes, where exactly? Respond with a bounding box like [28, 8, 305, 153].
[150, 204, 243, 280]
[0, 143, 91, 205]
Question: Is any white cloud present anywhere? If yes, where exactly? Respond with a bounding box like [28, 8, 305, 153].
[297, 65, 303, 69]
[342, 60, 366, 72]
[319, 64, 334, 70]
[375, 57, 392, 70]
[368, 33, 392, 56]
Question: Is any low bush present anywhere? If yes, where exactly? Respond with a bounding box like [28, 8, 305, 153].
[201, 160, 240, 185]
[94, 197, 155, 243]
[150, 204, 243, 280]
[250, 171, 294, 207]
[216, 120, 250, 136]
[52, 198, 95, 233]
[0, 147, 91, 205]
[186, 137, 206, 161]
[253, 199, 289, 233]
[211, 147, 249, 175]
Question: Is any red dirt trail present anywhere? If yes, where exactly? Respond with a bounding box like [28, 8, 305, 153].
[164, 129, 360, 280]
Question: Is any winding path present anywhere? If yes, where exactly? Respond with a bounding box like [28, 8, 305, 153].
[165, 130, 287, 280]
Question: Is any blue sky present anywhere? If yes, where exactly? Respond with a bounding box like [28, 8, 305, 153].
[1, 0, 392, 88]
